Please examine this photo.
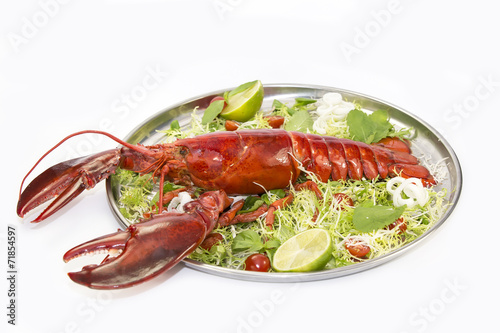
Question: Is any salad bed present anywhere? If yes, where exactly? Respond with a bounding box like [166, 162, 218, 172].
[113, 82, 450, 273]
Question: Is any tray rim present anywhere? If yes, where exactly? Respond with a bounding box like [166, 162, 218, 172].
[105, 83, 463, 283]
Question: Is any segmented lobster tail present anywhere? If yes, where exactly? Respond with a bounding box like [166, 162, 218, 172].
[286, 132, 436, 186]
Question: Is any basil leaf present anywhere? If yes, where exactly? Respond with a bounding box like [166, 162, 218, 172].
[352, 203, 406, 232]
[261, 189, 286, 205]
[272, 99, 285, 110]
[263, 239, 280, 250]
[346, 109, 394, 144]
[150, 182, 184, 205]
[228, 80, 258, 97]
[284, 110, 314, 133]
[231, 230, 264, 253]
[369, 110, 393, 143]
[238, 196, 265, 214]
[293, 97, 316, 108]
[170, 119, 180, 130]
[346, 109, 373, 143]
[201, 99, 225, 125]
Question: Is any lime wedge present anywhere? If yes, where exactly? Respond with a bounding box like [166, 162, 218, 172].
[220, 80, 264, 122]
[272, 229, 333, 272]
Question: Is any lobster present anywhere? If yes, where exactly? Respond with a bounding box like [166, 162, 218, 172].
[17, 129, 435, 289]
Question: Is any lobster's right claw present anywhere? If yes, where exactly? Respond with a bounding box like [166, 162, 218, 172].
[63, 190, 231, 289]
[63, 215, 207, 289]
[17, 149, 121, 223]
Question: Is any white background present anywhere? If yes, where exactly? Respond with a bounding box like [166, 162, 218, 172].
[1, 1, 498, 332]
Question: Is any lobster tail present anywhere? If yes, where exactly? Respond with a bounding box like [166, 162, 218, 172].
[286, 132, 434, 186]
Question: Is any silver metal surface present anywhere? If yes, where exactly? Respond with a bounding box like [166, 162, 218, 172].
[105, 84, 462, 282]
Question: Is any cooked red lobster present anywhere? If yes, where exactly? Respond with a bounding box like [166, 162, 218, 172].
[17, 129, 435, 289]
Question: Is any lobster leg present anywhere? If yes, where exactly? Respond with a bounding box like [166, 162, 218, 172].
[63, 190, 231, 289]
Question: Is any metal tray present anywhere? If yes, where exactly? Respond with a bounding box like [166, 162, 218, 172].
[105, 84, 462, 282]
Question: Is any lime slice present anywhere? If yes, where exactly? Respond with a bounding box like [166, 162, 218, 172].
[220, 80, 264, 122]
[272, 229, 333, 272]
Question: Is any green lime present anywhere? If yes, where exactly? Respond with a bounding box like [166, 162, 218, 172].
[272, 229, 333, 272]
[220, 80, 264, 122]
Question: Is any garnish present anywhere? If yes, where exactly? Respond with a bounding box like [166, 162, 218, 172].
[201, 99, 225, 124]
[352, 202, 406, 232]
[238, 196, 265, 214]
[293, 97, 317, 108]
[346, 109, 393, 144]
[284, 110, 314, 133]
[170, 119, 180, 130]
[227, 80, 259, 97]
[273, 97, 317, 116]
[231, 230, 279, 253]
[151, 182, 185, 205]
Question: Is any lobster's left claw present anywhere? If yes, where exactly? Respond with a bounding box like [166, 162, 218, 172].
[63, 190, 231, 289]
[17, 149, 122, 222]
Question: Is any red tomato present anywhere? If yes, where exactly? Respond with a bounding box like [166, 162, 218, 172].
[263, 115, 285, 128]
[244, 253, 270, 272]
[387, 217, 407, 234]
[225, 120, 240, 131]
[345, 239, 370, 258]
[199, 233, 223, 251]
[210, 96, 227, 108]
[333, 193, 354, 209]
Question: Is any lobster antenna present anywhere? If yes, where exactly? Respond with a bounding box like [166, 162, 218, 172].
[19, 130, 156, 197]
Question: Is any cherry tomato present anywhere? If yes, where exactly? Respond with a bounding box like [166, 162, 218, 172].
[263, 115, 285, 128]
[225, 120, 240, 131]
[387, 217, 407, 234]
[210, 96, 227, 108]
[244, 253, 270, 272]
[345, 239, 370, 258]
[333, 193, 354, 209]
[200, 233, 223, 251]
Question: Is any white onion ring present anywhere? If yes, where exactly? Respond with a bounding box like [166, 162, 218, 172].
[386, 177, 429, 208]
[167, 191, 193, 212]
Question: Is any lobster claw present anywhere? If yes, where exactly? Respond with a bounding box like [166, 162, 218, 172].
[63, 190, 231, 289]
[17, 149, 122, 222]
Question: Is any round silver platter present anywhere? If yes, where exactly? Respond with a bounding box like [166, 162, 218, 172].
[106, 84, 462, 283]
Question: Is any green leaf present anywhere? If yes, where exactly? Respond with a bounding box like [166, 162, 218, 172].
[272, 99, 285, 110]
[238, 196, 265, 214]
[346, 109, 373, 143]
[352, 202, 406, 232]
[263, 239, 280, 250]
[202, 99, 225, 125]
[170, 119, 180, 130]
[261, 189, 286, 205]
[150, 182, 184, 205]
[346, 109, 394, 144]
[293, 97, 316, 108]
[228, 80, 258, 97]
[369, 110, 393, 143]
[284, 110, 314, 133]
[231, 230, 264, 253]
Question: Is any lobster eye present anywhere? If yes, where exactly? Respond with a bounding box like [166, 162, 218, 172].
[179, 147, 189, 157]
